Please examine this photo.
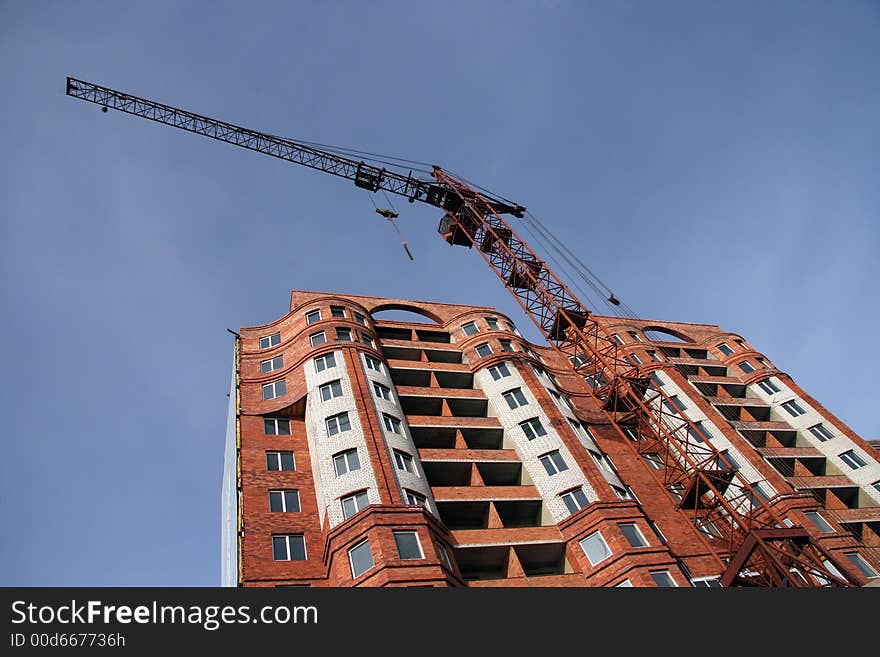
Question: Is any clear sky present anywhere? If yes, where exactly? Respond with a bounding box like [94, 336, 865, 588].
[1, 1, 878, 586]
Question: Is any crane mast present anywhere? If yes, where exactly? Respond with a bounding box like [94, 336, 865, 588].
[66, 76, 863, 587]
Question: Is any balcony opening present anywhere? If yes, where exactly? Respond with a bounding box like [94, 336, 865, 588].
[514, 543, 568, 577]
[434, 370, 474, 389]
[454, 545, 509, 581]
[476, 462, 525, 486]
[376, 326, 414, 341]
[399, 396, 444, 416]
[416, 329, 451, 343]
[495, 500, 544, 528]
[437, 501, 490, 530]
[382, 345, 422, 361]
[410, 426, 457, 448]
[446, 398, 489, 418]
[422, 461, 471, 487]
[741, 405, 771, 422]
[424, 349, 463, 364]
[390, 368, 431, 387]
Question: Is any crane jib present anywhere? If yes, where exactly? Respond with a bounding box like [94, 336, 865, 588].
[65, 76, 524, 217]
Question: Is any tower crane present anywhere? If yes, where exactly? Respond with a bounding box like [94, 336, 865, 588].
[66, 76, 864, 587]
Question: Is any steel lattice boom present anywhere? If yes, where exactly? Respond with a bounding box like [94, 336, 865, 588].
[65, 77, 525, 219]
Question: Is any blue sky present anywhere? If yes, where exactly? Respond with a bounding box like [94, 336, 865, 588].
[1, 1, 878, 585]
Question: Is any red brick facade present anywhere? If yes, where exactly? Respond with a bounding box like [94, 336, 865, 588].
[225, 292, 880, 586]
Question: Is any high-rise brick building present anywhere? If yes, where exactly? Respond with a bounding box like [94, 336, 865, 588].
[220, 290, 880, 587]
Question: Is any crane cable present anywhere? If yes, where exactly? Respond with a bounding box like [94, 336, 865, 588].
[523, 210, 639, 319]
[366, 191, 414, 261]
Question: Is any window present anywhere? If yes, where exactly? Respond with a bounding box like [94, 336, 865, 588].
[260, 355, 284, 373]
[691, 577, 722, 588]
[341, 490, 370, 519]
[734, 339, 746, 349]
[845, 552, 879, 578]
[668, 483, 685, 502]
[717, 342, 734, 356]
[717, 450, 740, 471]
[619, 523, 649, 548]
[649, 372, 664, 387]
[373, 381, 392, 400]
[269, 489, 300, 513]
[570, 354, 587, 368]
[738, 361, 756, 374]
[436, 542, 452, 570]
[548, 389, 571, 410]
[649, 521, 667, 544]
[500, 339, 514, 352]
[539, 450, 569, 475]
[650, 570, 677, 587]
[461, 321, 479, 336]
[314, 352, 336, 372]
[364, 354, 382, 372]
[264, 418, 291, 435]
[568, 418, 588, 438]
[839, 449, 867, 470]
[488, 363, 511, 380]
[361, 333, 375, 348]
[781, 399, 807, 417]
[272, 534, 306, 561]
[804, 511, 834, 534]
[561, 487, 590, 514]
[364, 355, 383, 373]
[333, 449, 361, 476]
[393, 531, 423, 560]
[383, 414, 402, 434]
[818, 559, 845, 585]
[336, 327, 352, 342]
[689, 421, 713, 443]
[615, 579, 633, 587]
[330, 305, 346, 318]
[695, 518, 723, 539]
[259, 332, 281, 349]
[262, 379, 286, 400]
[393, 449, 415, 473]
[628, 353, 642, 365]
[507, 320, 521, 336]
[647, 350, 660, 362]
[872, 481, 880, 496]
[319, 379, 343, 401]
[305, 310, 321, 325]
[612, 485, 630, 500]
[643, 452, 664, 469]
[485, 317, 499, 330]
[628, 331, 643, 343]
[757, 378, 781, 395]
[611, 333, 624, 345]
[310, 331, 326, 347]
[404, 489, 427, 507]
[589, 450, 608, 470]
[266, 451, 295, 471]
[520, 417, 548, 441]
[353, 312, 367, 327]
[475, 342, 493, 358]
[580, 531, 611, 566]
[326, 412, 351, 436]
[808, 424, 834, 442]
[349, 539, 374, 578]
[503, 388, 528, 410]
[663, 395, 686, 414]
